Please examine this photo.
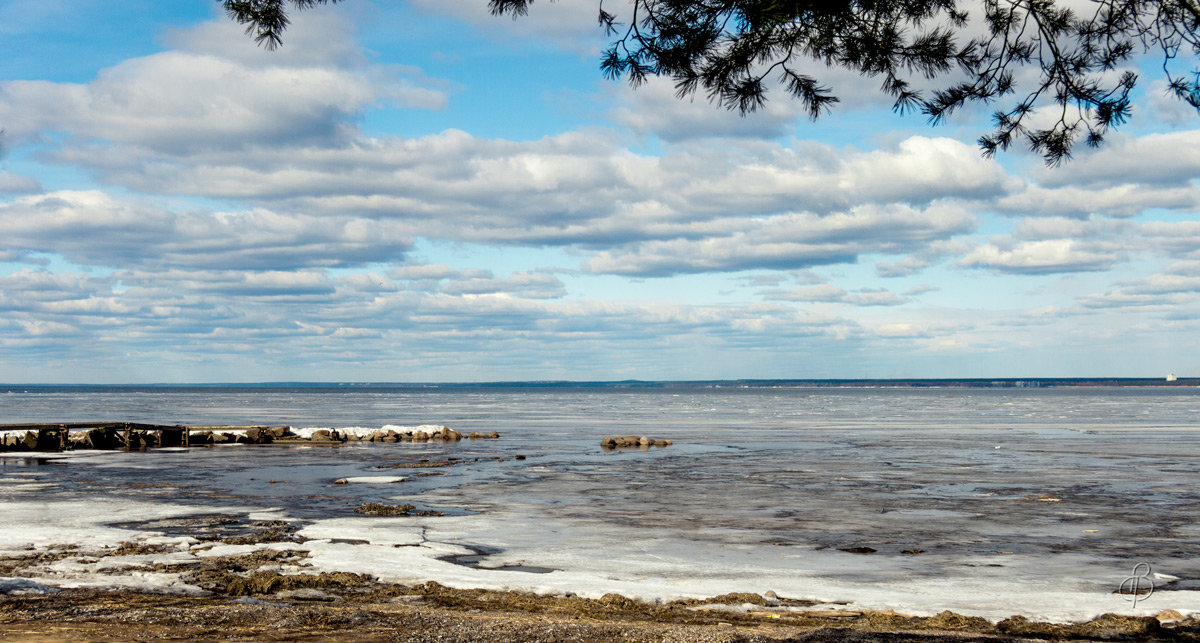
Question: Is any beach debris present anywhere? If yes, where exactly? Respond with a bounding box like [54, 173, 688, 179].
[600, 436, 672, 450]
[353, 503, 444, 517]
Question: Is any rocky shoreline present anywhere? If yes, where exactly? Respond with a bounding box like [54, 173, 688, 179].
[1, 514, 1195, 642]
[2, 578, 1196, 642]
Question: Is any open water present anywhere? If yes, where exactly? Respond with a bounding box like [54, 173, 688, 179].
[2, 385, 1199, 620]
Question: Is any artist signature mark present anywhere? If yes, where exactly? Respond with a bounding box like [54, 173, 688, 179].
[1118, 562, 1155, 607]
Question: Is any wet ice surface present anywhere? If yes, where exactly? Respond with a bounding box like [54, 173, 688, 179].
[2, 386, 1200, 621]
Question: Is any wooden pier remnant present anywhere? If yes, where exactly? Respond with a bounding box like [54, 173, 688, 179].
[0, 423, 491, 453]
[0, 422, 275, 453]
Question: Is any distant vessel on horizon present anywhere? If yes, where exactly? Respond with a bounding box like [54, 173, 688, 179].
[1167, 373, 1178, 381]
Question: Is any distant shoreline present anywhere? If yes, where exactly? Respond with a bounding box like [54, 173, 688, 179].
[3, 378, 1197, 390]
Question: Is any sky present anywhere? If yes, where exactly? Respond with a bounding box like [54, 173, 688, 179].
[0, 0, 1197, 383]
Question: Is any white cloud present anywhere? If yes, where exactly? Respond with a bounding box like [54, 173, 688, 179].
[995, 183, 1200, 218]
[767, 284, 908, 306]
[0, 15, 446, 153]
[585, 203, 975, 276]
[959, 239, 1120, 274]
[1034, 130, 1200, 189]
[0, 171, 41, 194]
[0, 190, 413, 270]
[608, 77, 803, 141]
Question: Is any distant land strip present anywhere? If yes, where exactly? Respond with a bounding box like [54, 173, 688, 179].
[3, 378, 1197, 390]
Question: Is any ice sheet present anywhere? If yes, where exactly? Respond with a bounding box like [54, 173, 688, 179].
[334, 476, 406, 484]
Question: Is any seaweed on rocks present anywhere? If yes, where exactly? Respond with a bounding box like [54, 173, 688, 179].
[354, 503, 445, 517]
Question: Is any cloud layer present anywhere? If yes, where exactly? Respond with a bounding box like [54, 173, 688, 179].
[1, 8, 1198, 381]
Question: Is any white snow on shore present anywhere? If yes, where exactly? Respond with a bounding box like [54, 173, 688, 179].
[1, 495, 1196, 622]
[290, 425, 449, 439]
[296, 509, 1200, 624]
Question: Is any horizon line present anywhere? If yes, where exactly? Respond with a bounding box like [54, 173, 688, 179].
[2, 377, 1195, 388]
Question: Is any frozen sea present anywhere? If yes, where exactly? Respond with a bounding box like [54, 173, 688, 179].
[2, 384, 1199, 622]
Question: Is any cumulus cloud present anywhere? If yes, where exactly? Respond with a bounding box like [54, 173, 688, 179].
[585, 203, 975, 276]
[1077, 261, 1200, 313]
[990, 130, 1200, 218]
[0, 190, 413, 270]
[0, 14, 446, 154]
[875, 240, 969, 277]
[959, 239, 1120, 274]
[47, 132, 1006, 226]
[0, 171, 41, 194]
[766, 284, 908, 306]
[0, 264, 871, 379]
[608, 77, 803, 141]
[1033, 130, 1200, 189]
[996, 182, 1200, 218]
[390, 265, 566, 299]
[0, 9, 1011, 282]
[1140, 221, 1200, 260]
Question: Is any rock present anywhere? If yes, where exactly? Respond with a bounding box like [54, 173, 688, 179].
[310, 429, 333, 441]
[213, 432, 234, 444]
[1157, 610, 1184, 624]
[268, 426, 291, 438]
[515, 454, 526, 460]
[488, 431, 500, 439]
[243, 427, 272, 444]
[839, 546, 877, 554]
[601, 436, 673, 449]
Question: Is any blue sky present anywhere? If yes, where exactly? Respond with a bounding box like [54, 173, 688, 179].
[0, 0, 1198, 383]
